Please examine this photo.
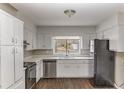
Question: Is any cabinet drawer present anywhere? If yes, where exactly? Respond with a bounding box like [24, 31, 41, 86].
[57, 59, 94, 64]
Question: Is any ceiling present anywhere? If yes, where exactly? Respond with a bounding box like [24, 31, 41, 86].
[11, 3, 123, 26]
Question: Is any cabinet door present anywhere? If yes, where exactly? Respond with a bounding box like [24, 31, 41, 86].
[115, 54, 124, 87]
[90, 34, 96, 40]
[104, 27, 118, 51]
[117, 26, 124, 52]
[77, 63, 94, 77]
[97, 32, 104, 39]
[36, 61, 41, 82]
[57, 60, 94, 78]
[0, 13, 14, 45]
[44, 34, 52, 49]
[32, 30, 37, 49]
[57, 63, 70, 77]
[14, 18, 23, 46]
[37, 34, 44, 49]
[83, 34, 90, 49]
[37, 34, 52, 49]
[41, 60, 43, 78]
[1, 46, 15, 88]
[15, 46, 23, 82]
[26, 30, 33, 50]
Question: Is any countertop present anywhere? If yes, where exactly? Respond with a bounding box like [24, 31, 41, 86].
[24, 55, 94, 63]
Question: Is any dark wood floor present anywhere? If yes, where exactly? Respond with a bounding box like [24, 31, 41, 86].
[36, 78, 115, 89]
[36, 78, 94, 89]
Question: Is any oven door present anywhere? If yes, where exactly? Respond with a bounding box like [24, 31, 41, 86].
[25, 65, 36, 89]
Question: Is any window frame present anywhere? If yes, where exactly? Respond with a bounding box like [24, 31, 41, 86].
[52, 36, 82, 56]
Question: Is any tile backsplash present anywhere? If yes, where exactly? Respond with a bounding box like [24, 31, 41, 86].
[24, 50, 33, 58]
[32, 49, 90, 56]
[33, 49, 53, 55]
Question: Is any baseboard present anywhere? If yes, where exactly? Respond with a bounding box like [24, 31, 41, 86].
[114, 83, 121, 89]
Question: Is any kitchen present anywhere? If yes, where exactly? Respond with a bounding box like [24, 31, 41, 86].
[0, 3, 124, 89]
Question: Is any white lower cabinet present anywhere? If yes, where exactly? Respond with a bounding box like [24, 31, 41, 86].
[0, 46, 25, 89]
[41, 60, 43, 78]
[15, 46, 23, 82]
[57, 59, 94, 78]
[0, 46, 15, 88]
[36, 61, 41, 82]
[8, 68, 25, 89]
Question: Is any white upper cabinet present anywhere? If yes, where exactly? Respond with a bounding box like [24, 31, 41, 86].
[103, 27, 119, 51]
[14, 18, 24, 46]
[37, 34, 44, 49]
[82, 33, 96, 50]
[97, 13, 124, 52]
[44, 34, 52, 49]
[0, 11, 14, 46]
[32, 30, 37, 49]
[24, 27, 37, 50]
[37, 34, 52, 49]
[0, 10, 24, 46]
[82, 34, 90, 49]
[25, 29, 33, 50]
[90, 34, 96, 40]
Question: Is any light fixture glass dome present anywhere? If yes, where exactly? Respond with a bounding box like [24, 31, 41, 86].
[64, 9, 76, 18]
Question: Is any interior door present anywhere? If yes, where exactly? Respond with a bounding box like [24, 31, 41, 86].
[1, 46, 14, 88]
[0, 12, 14, 45]
[15, 46, 23, 82]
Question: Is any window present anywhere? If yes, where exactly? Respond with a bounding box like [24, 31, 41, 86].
[52, 36, 81, 55]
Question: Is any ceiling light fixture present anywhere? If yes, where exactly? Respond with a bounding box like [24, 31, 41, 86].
[64, 9, 76, 18]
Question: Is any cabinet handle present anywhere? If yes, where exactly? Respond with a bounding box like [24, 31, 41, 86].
[12, 38, 14, 43]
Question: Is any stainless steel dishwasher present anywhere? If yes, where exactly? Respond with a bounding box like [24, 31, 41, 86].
[43, 59, 56, 78]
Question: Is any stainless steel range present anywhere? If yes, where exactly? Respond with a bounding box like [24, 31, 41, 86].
[24, 62, 36, 89]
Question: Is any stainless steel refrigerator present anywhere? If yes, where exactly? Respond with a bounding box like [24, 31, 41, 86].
[92, 39, 115, 87]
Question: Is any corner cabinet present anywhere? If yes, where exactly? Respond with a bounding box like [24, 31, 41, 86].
[0, 9, 24, 89]
[57, 59, 94, 78]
